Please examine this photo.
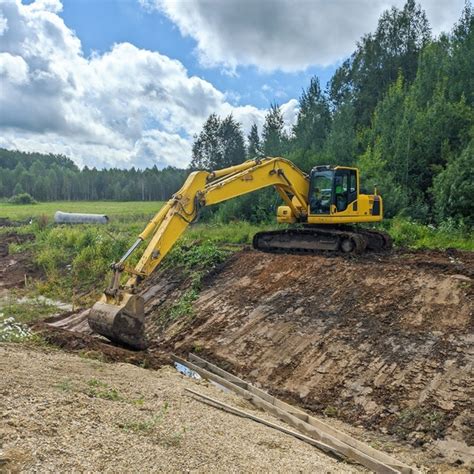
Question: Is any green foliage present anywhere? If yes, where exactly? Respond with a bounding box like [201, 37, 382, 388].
[168, 288, 199, 320]
[211, 188, 278, 224]
[388, 217, 473, 250]
[86, 379, 123, 401]
[263, 103, 288, 156]
[165, 240, 229, 272]
[0, 148, 187, 201]
[433, 139, 474, 225]
[330, 0, 431, 124]
[247, 123, 262, 158]
[292, 77, 331, 154]
[33, 224, 135, 301]
[190, 114, 246, 170]
[0, 298, 59, 325]
[185, 221, 270, 245]
[394, 407, 446, 439]
[9, 192, 37, 205]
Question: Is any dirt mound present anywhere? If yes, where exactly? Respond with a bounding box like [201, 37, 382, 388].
[0, 232, 40, 290]
[42, 248, 474, 468]
[1, 343, 361, 473]
[150, 249, 473, 466]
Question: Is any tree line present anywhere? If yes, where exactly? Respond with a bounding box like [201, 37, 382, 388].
[1, 0, 472, 227]
[0, 149, 188, 202]
[190, 0, 473, 226]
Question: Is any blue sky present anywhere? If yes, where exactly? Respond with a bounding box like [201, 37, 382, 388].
[0, 0, 464, 169]
[59, 0, 336, 109]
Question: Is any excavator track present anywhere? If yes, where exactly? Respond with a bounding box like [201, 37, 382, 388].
[253, 227, 391, 255]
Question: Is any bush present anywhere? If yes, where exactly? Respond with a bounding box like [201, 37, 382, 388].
[388, 216, 474, 250]
[433, 141, 474, 226]
[8, 193, 37, 205]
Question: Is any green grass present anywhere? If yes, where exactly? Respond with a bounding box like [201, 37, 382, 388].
[387, 217, 474, 251]
[0, 297, 60, 325]
[119, 402, 169, 433]
[0, 200, 164, 222]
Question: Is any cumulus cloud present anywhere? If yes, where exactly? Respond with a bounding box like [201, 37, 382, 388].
[0, 0, 293, 169]
[144, 0, 465, 72]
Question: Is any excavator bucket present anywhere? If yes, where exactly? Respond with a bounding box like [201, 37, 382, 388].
[88, 294, 147, 350]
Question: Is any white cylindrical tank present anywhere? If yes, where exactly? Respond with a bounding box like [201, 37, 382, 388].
[54, 211, 109, 224]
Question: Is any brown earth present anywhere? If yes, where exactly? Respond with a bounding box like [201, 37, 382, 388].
[1, 343, 363, 473]
[26, 247, 474, 469]
[0, 232, 39, 291]
[148, 249, 473, 468]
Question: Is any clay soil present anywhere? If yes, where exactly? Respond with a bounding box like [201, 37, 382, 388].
[5, 239, 474, 471]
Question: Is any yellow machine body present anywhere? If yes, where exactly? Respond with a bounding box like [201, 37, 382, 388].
[88, 159, 384, 349]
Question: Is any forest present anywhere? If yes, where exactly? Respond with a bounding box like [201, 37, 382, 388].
[1, 0, 472, 227]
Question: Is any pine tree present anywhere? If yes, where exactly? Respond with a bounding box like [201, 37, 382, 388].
[247, 124, 261, 158]
[190, 113, 222, 170]
[262, 103, 286, 156]
[293, 77, 331, 153]
[218, 115, 246, 167]
[190, 114, 245, 170]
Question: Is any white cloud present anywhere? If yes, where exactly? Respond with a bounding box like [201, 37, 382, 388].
[0, 0, 296, 169]
[145, 0, 465, 72]
[0, 52, 29, 84]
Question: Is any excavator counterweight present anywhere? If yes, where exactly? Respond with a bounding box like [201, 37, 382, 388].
[88, 158, 390, 349]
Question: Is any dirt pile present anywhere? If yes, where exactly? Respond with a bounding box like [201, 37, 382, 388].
[0, 232, 39, 290]
[40, 248, 473, 468]
[147, 249, 473, 466]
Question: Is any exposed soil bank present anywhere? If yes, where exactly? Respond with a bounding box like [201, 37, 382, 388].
[150, 249, 473, 468]
[38, 248, 474, 469]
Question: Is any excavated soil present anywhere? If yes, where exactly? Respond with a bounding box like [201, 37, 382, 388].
[1, 343, 363, 473]
[38, 248, 474, 469]
[0, 232, 39, 290]
[151, 249, 474, 468]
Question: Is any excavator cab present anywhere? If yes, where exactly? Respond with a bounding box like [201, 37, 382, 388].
[304, 165, 382, 224]
[309, 166, 358, 215]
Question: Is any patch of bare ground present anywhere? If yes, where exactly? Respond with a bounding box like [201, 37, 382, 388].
[36, 248, 474, 471]
[0, 343, 362, 473]
[0, 232, 39, 291]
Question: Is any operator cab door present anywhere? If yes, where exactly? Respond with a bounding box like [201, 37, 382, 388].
[309, 168, 358, 216]
[333, 169, 357, 213]
[309, 170, 333, 215]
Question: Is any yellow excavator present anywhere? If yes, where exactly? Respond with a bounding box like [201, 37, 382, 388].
[88, 157, 390, 349]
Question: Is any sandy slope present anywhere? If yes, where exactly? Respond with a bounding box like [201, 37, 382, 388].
[0, 343, 362, 473]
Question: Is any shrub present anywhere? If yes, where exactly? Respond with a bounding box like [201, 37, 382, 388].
[8, 193, 37, 205]
[433, 141, 474, 226]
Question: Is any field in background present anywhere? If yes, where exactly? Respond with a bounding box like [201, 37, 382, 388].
[0, 201, 165, 221]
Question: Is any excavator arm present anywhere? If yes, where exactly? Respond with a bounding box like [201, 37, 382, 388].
[88, 157, 309, 349]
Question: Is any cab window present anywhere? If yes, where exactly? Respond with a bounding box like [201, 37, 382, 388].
[334, 169, 357, 212]
[310, 171, 333, 214]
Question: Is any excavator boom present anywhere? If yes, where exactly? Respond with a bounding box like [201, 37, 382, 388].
[88, 157, 388, 349]
[89, 157, 309, 348]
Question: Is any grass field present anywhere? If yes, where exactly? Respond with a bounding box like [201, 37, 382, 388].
[0, 201, 165, 221]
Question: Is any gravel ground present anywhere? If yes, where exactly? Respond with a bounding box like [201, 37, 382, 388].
[0, 343, 363, 473]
